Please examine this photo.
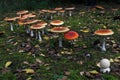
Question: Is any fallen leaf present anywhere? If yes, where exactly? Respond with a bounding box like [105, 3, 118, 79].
[5, 61, 12, 68]
[26, 77, 32, 80]
[110, 58, 114, 62]
[89, 70, 99, 74]
[80, 29, 90, 33]
[96, 62, 100, 67]
[23, 68, 35, 74]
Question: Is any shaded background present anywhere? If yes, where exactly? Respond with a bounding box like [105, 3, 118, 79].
[0, 0, 120, 13]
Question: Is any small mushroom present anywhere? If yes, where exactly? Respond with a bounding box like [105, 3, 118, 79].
[4, 17, 19, 31]
[94, 29, 114, 51]
[50, 27, 70, 47]
[47, 10, 57, 19]
[65, 7, 75, 17]
[37, 21, 47, 35]
[54, 7, 63, 16]
[50, 20, 64, 27]
[64, 31, 79, 45]
[30, 24, 46, 42]
[59, 10, 65, 16]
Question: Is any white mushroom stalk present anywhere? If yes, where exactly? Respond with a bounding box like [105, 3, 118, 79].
[42, 29, 45, 35]
[10, 23, 14, 31]
[59, 36, 63, 47]
[69, 11, 72, 17]
[30, 30, 34, 37]
[35, 30, 38, 39]
[101, 37, 106, 51]
[38, 31, 42, 42]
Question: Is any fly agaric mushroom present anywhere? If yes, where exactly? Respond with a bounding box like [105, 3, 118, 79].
[54, 7, 63, 16]
[17, 10, 29, 17]
[50, 27, 70, 47]
[30, 24, 46, 42]
[94, 29, 114, 51]
[50, 20, 64, 27]
[47, 10, 57, 19]
[59, 10, 65, 16]
[64, 31, 79, 45]
[4, 17, 19, 31]
[65, 7, 75, 16]
[37, 21, 47, 35]
[22, 13, 36, 19]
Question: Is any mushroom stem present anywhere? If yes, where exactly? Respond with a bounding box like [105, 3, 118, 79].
[30, 30, 34, 37]
[35, 30, 38, 39]
[38, 31, 42, 42]
[101, 37, 106, 51]
[42, 29, 45, 35]
[59, 36, 63, 47]
[10, 23, 14, 31]
[69, 11, 72, 16]
[26, 26, 30, 34]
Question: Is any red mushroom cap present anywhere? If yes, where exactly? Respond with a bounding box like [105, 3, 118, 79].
[64, 31, 79, 40]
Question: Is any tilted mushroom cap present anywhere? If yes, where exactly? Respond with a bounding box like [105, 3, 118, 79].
[37, 21, 47, 26]
[22, 13, 36, 18]
[17, 10, 29, 15]
[24, 19, 39, 25]
[65, 7, 75, 10]
[4, 17, 19, 22]
[18, 19, 39, 25]
[54, 7, 63, 11]
[30, 24, 45, 30]
[59, 10, 65, 13]
[64, 31, 79, 40]
[94, 29, 114, 36]
[95, 5, 104, 10]
[50, 27, 70, 33]
[41, 9, 48, 13]
[50, 20, 64, 26]
[47, 10, 57, 14]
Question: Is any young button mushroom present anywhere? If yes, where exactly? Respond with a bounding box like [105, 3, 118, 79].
[50, 27, 70, 47]
[65, 7, 75, 17]
[100, 58, 111, 73]
[30, 24, 46, 42]
[50, 20, 64, 27]
[17, 10, 29, 17]
[94, 29, 114, 51]
[64, 31, 79, 45]
[4, 17, 19, 31]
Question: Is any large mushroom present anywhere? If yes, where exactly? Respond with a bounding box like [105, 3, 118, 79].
[64, 31, 79, 45]
[50, 26, 70, 47]
[50, 20, 64, 27]
[18, 19, 39, 34]
[4, 17, 19, 31]
[30, 24, 46, 42]
[94, 29, 114, 51]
